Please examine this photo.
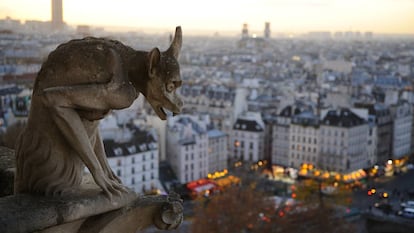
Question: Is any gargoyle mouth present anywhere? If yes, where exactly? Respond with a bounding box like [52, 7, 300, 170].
[157, 106, 180, 120]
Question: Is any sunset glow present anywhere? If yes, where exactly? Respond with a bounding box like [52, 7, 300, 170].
[0, 0, 413, 35]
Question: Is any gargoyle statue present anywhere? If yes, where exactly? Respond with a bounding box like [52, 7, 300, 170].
[14, 27, 183, 200]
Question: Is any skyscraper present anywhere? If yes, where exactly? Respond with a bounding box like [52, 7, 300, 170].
[242, 23, 249, 39]
[264, 22, 271, 39]
[51, 0, 64, 31]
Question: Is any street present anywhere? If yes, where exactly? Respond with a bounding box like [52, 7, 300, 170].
[352, 169, 414, 211]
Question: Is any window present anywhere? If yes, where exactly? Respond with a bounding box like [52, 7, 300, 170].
[131, 177, 135, 185]
[143, 165, 146, 171]
[117, 170, 121, 177]
[131, 157, 135, 164]
[142, 175, 146, 181]
[131, 167, 135, 174]
[117, 159, 122, 166]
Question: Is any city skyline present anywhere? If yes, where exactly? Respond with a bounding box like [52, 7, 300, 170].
[1, 0, 414, 35]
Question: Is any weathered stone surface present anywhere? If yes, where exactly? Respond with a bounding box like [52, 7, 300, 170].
[0, 189, 183, 233]
[0, 187, 137, 233]
[0, 146, 14, 197]
[0, 26, 184, 233]
[14, 26, 183, 199]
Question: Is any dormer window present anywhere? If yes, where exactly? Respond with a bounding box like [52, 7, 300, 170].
[128, 145, 136, 154]
[114, 147, 123, 156]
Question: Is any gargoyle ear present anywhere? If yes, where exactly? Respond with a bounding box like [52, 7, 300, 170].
[148, 48, 161, 77]
[165, 26, 182, 59]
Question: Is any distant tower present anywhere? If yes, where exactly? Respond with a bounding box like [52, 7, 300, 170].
[242, 23, 249, 39]
[51, 0, 64, 31]
[264, 22, 271, 39]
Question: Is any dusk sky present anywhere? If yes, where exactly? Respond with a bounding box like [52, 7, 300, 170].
[1, 0, 413, 35]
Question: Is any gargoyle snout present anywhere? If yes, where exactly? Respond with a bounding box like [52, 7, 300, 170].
[177, 99, 183, 108]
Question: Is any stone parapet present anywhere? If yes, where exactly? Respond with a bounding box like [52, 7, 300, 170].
[0, 147, 183, 233]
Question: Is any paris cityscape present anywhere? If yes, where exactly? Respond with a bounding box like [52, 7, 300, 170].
[1, 1, 414, 233]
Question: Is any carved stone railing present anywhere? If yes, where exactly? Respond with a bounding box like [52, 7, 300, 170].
[0, 147, 183, 233]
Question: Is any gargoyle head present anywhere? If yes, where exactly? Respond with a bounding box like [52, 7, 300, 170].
[145, 26, 183, 120]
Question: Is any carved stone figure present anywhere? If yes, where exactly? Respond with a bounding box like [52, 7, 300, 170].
[14, 27, 183, 200]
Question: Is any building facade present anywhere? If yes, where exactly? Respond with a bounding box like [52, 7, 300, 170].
[319, 109, 369, 172]
[355, 103, 393, 164]
[390, 101, 413, 159]
[231, 112, 265, 163]
[103, 127, 160, 194]
[207, 129, 228, 174]
[288, 112, 320, 169]
[166, 115, 209, 184]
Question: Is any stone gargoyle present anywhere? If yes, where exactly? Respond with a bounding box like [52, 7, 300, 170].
[14, 26, 183, 200]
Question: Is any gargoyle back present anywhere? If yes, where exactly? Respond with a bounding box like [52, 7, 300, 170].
[34, 37, 135, 92]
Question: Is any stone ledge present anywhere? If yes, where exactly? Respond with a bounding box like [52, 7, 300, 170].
[0, 188, 183, 233]
[0, 189, 138, 233]
[0, 146, 15, 197]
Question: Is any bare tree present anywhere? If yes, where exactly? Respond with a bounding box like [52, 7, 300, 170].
[191, 178, 355, 233]
[191, 186, 273, 233]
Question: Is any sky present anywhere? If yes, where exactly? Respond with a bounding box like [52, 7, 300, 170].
[0, 0, 413, 35]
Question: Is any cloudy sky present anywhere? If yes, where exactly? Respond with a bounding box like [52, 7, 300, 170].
[1, 0, 413, 35]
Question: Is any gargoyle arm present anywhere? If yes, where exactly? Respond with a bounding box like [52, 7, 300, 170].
[43, 98, 124, 200]
[93, 130, 122, 184]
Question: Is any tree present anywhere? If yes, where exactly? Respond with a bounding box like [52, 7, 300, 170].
[293, 178, 353, 208]
[191, 186, 273, 233]
[191, 178, 356, 233]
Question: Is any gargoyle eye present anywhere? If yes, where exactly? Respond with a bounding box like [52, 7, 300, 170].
[166, 83, 175, 92]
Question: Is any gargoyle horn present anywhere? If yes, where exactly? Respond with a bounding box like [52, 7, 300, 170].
[166, 26, 182, 59]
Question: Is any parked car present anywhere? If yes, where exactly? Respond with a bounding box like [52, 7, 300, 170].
[397, 207, 414, 219]
[374, 202, 392, 214]
[400, 200, 414, 209]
